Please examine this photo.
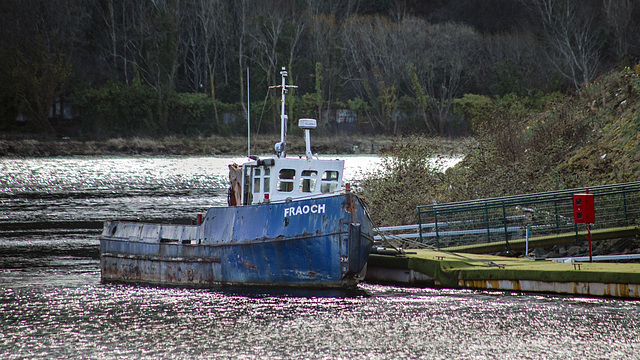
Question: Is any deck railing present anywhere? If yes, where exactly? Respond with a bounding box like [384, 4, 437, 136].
[417, 182, 640, 250]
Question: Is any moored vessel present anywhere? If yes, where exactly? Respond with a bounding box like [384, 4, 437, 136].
[100, 68, 374, 288]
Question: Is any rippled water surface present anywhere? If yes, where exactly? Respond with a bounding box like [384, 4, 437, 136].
[1, 156, 639, 359]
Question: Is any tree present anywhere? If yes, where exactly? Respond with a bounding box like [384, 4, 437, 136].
[472, 32, 551, 96]
[195, 0, 228, 134]
[2, 0, 639, 138]
[247, 0, 306, 131]
[527, 0, 603, 89]
[230, 0, 250, 126]
[341, 15, 419, 133]
[7, 42, 72, 135]
[305, 13, 341, 122]
[301, 62, 324, 121]
[0, 0, 80, 135]
[603, 0, 635, 61]
[113, 0, 184, 134]
[408, 22, 480, 135]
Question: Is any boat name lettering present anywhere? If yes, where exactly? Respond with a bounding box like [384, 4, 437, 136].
[284, 204, 325, 217]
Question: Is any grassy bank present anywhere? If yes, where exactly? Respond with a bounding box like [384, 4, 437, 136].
[0, 134, 470, 158]
[359, 69, 640, 227]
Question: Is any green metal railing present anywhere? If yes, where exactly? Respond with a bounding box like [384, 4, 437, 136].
[417, 182, 640, 250]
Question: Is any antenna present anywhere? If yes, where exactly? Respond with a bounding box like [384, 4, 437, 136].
[247, 67, 250, 158]
[269, 67, 297, 158]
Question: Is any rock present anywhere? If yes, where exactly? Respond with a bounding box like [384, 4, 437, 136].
[610, 238, 637, 253]
[504, 250, 521, 257]
[567, 246, 582, 256]
[532, 248, 547, 258]
[592, 246, 604, 256]
[557, 246, 568, 256]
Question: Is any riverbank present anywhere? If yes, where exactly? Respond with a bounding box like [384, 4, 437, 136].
[0, 134, 471, 157]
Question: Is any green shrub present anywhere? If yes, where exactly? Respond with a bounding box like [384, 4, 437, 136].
[356, 136, 444, 226]
[453, 93, 493, 134]
[71, 81, 155, 138]
[167, 92, 215, 135]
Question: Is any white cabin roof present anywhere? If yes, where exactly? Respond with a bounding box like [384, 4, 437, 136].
[240, 156, 344, 205]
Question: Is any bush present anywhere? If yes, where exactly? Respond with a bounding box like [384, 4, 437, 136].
[167, 92, 215, 135]
[72, 81, 253, 138]
[445, 69, 640, 199]
[71, 81, 155, 138]
[356, 136, 444, 226]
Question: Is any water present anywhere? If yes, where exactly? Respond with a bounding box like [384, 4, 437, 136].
[1, 155, 639, 359]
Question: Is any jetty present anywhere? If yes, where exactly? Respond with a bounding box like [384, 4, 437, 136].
[366, 182, 640, 298]
[366, 249, 640, 298]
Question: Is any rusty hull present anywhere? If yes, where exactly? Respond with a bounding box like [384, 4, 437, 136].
[100, 193, 373, 288]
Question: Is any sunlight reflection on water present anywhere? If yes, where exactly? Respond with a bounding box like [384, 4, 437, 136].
[1, 154, 461, 223]
[1, 283, 639, 359]
[1, 155, 639, 360]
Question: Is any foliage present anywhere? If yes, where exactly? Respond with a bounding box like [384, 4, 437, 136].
[348, 97, 371, 114]
[167, 93, 217, 135]
[408, 63, 430, 132]
[393, 95, 425, 134]
[552, 69, 640, 186]
[298, 62, 324, 121]
[379, 83, 398, 133]
[3, 1, 640, 137]
[1, 40, 72, 136]
[489, 61, 526, 96]
[446, 69, 640, 201]
[452, 94, 492, 132]
[356, 136, 444, 226]
[72, 82, 252, 139]
[71, 81, 156, 138]
[358, 69, 640, 225]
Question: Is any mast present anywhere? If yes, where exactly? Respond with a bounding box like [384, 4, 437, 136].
[278, 68, 286, 156]
[269, 67, 297, 158]
[247, 67, 250, 158]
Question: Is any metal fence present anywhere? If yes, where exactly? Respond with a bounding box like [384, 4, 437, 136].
[417, 182, 640, 250]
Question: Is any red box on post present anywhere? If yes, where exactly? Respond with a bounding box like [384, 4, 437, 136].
[573, 193, 595, 223]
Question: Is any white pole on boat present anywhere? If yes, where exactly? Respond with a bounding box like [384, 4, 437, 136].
[279, 67, 287, 158]
[269, 67, 296, 158]
[247, 67, 250, 158]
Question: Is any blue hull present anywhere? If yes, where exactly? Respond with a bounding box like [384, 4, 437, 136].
[100, 193, 373, 288]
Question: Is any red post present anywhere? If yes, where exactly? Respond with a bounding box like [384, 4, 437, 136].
[586, 189, 592, 263]
[588, 224, 592, 263]
[197, 214, 203, 226]
[573, 188, 595, 262]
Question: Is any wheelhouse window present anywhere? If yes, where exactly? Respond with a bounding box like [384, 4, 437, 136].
[263, 168, 270, 193]
[242, 166, 252, 205]
[321, 170, 339, 193]
[277, 169, 295, 192]
[299, 170, 318, 193]
[253, 168, 261, 193]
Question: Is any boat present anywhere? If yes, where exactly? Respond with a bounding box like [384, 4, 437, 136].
[100, 68, 374, 288]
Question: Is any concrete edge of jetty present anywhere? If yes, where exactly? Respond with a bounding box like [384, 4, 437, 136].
[365, 249, 640, 299]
